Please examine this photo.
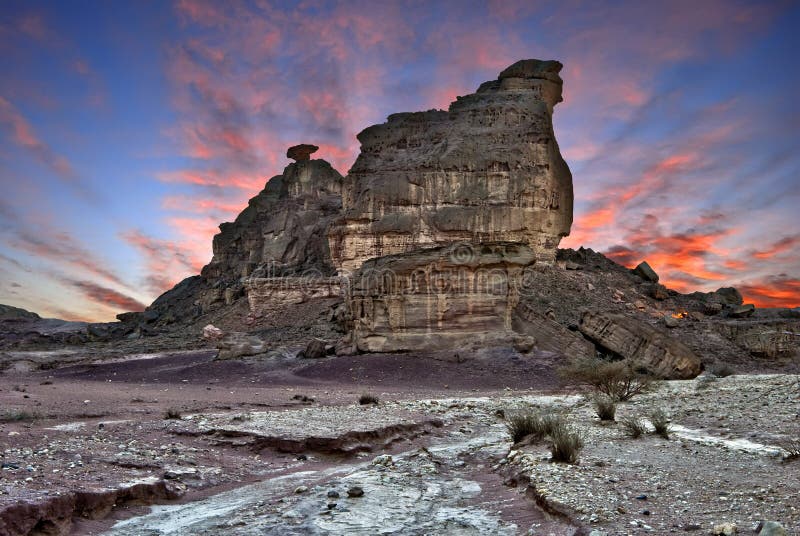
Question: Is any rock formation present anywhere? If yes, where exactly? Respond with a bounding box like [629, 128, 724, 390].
[328, 59, 573, 273]
[345, 242, 535, 352]
[195, 155, 343, 318]
[578, 310, 702, 379]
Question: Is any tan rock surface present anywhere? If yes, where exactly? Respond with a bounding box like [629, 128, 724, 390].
[578, 309, 702, 379]
[328, 59, 574, 273]
[346, 242, 535, 352]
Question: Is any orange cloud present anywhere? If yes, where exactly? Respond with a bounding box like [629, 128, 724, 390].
[0, 96, 76, 182]
[739, 277, 800, 308]
[66, 279, 146, 313]
[752, 235, 800, 260]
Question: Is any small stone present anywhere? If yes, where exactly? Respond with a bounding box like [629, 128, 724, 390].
[327, 502, 337, 509]
[327, 490, 340, 498]
[683, 524, 701, 532]
[636, 494, 648, 500]
[565, 261, 581, 270]
[294, 486, 308, 494]
[713, 523, 737, 535]
[347, 486, 364, 498]
[664, 315, 679, 328]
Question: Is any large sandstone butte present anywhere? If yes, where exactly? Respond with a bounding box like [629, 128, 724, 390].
[328, 59, 574, 273]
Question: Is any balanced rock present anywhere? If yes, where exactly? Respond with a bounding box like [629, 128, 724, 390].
[328, 59, 574, 273]
[578, 310, 702, 379]
[286, 144, 319, 161]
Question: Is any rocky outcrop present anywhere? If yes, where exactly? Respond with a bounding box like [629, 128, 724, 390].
[513, 302, 595, 359]
[0, 304, 40, 320]
[328, 59, 574, 273]
[204, 158, 343, 284]
[345, 242, 535, 352]
[182, 155, 344, 318]
[715, 320, 800, 358]
[245, 277, 342, 314]
[578, 310, 702, 379]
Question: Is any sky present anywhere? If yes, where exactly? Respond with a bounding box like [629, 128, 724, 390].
[0, 0, 798, 322]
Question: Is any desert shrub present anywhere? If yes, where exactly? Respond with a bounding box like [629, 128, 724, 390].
[163, 408, 182, 420]
[709, 362, 736, 378]
[0, 410, 41, 423]
[595, 397, 617, 421]
[780, 438, 800, 460]
[559, 357, 655, 401]
[358, 394, 379, 405]
[548, 423, 585, 464]
[695, 373, 718, 391]
[621, 415, 647, 438]
[649, 408, 672, 439]
[505, 411, 561, 444]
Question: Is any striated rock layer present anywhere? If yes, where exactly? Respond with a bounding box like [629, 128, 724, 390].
[346, 242, 534, 352]
[578, 310, 702, 379]
[328, 59, 573, 273]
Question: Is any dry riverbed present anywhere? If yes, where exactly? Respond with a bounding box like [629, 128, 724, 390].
[1, 350, 798, 535]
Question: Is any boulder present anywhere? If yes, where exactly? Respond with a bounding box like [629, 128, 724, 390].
[328, 59, 574, 273]
[578, 310, 702, 379]
[713, 287, 743, 305]
[286, 144, 319, 161]
[757, 521, 787, 536]
[302, 338, 327, 359]
[632, 261, 659, 283]
[513, 302, 595, 359]
[216, 332, 267, 360]
[727, 303, 755, 318]
[648, 283, 669, 301]
[202, 324, 224, 341]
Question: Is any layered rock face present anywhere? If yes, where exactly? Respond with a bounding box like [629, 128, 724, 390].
[347, 242, 534, 352]
[328, 59, 573, 274]
[578, 310, 702, 379]
[194, 155, 343, 317]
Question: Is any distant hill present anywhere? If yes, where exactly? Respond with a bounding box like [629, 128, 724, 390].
[0, 304, 41, 320]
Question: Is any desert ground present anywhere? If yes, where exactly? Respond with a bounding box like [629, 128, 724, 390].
[1, 346, 798, 535]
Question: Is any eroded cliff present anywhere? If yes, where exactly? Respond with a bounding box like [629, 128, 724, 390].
[328, 59, 574, 273]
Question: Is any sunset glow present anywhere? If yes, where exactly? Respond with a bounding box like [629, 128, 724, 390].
[1, 0, 798, 320]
